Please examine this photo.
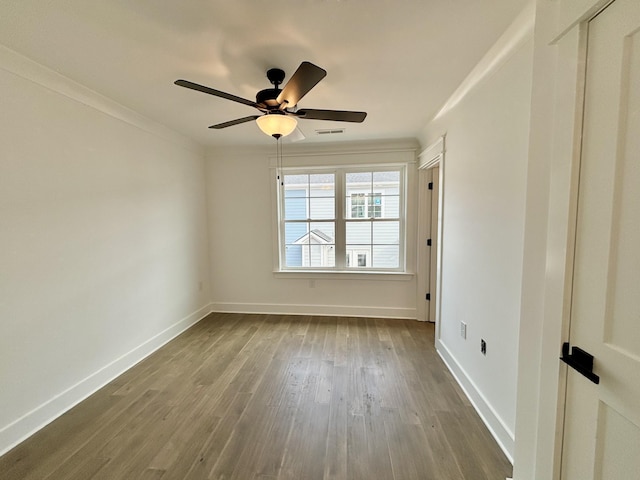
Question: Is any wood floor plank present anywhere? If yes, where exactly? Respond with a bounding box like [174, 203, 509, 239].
[384, 409, 439, 480]
[137, 468, 166, 480]
[41, 389, 165, 480]
[323, 365, 348, 480]
[346, 414, 370, 480]
[278, 365, 331, 479]
[0, 313, 513, 480]
[249, 359, 311, 478]
[333, 317, 349, 368]
[182, 391, 253, 480]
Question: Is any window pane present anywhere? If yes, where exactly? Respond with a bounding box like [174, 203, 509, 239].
[346, 172, 372, 188]
[382, 195, 400, 218]
[285, 245, 303, 267]
[284, 197, 307, 220]
[285, 222, 335, 268]
[372, 245, 399, 268]
[346, 221, 371, 244]
[285, 222, 308, 244]
[284, 175, 308, 194]
[309, 173, 335, 197]
[284, 220, 307, 268]
[381, 186, 400, 195]
[284, 188, 307, 198]
[309, 244, 334, 267]
[346, 173, 372, 219]
[349, 193, 366, 219]
[373, 222, 399, 245]
[346, 247, 371, 268]
[373, 170, 399, 186]
[310, 197, 334, 219]
[310, 187, 334, 198]
[325, 246, 335, 267]
[310, 222, 335, 242]
[368, 193, 382, 218]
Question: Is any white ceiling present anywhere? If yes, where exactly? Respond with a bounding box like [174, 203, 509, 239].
[0, 0, 529, 148]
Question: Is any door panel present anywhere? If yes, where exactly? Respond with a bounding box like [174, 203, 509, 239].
[561, 0, 640, 478]
[593, 402, 640, 479]
[429, 166, 440, 323]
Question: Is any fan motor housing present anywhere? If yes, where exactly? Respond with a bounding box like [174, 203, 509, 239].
[266, 68, 286, 85]
[256, 88, 282, 108]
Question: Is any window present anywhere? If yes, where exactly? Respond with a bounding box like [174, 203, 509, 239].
[279, 166, 405, 272]
[283, 173, 336, 268]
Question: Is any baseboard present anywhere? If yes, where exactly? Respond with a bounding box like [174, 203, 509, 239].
[212, 302, 416, 319]
[0, 303, 213, 457]
[436, 338, 515, 463]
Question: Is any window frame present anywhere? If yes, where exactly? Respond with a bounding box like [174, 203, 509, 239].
[277, 164, 406, 273]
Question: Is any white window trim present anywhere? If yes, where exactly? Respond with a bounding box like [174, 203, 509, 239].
[271, 159, 409, 274]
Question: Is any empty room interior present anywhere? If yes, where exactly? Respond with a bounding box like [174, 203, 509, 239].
[2, 0, 638, 479]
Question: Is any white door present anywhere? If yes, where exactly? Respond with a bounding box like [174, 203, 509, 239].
[428, 166, 440, 323]
[560, 0, 640, 478]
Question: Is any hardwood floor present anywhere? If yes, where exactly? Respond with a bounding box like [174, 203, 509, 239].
[0, 313, 512, 479]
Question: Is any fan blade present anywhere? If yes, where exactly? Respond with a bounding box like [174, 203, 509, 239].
[175, 79, 259, 108]
[296, 109, 367, 123]
[276, 62, 326, 108]
[209, 116, 260, 129]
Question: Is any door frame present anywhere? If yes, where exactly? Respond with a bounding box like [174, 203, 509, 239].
[416, 137, 445, 337]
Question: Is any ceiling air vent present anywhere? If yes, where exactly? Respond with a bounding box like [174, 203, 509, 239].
[315, 128, 345, 136]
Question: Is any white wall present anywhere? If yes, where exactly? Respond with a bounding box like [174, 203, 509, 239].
[512, 1, 559, 477]
[206, 142, 419, 319]
[418, 7, 534, 459]
[0, 47, 211, 455]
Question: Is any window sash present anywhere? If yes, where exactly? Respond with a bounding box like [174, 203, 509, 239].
[278, 165, 405, 272]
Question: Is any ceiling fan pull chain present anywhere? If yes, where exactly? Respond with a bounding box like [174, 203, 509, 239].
[275, 138, 280, 184]
[278, 136, 284, 186]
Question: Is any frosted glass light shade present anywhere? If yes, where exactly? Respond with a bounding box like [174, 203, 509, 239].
[256, 114, 297, 137]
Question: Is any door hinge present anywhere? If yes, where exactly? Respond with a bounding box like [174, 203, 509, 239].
[427, 238, 432, 246]
[425, 293, 431, 301]
[428, 182, 433, 190]
[560, 342, 600, 384]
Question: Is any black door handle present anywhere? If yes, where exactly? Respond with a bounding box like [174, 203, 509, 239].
[560, 342, 600, 384]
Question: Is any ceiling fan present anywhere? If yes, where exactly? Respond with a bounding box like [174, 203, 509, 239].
[174, 61, 367, 138]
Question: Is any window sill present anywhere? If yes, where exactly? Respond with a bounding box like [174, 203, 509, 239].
[273, 270, 415, 281]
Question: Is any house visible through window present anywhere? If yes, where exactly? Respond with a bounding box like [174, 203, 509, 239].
[279, 167, 404, 272]
[350, 192, 382, 218]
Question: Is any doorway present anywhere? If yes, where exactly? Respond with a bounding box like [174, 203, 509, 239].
[417, 137, 444, 328]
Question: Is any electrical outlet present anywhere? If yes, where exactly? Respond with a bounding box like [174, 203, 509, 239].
[460, 321, 467, 339]
[481, 339, 487, 355]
